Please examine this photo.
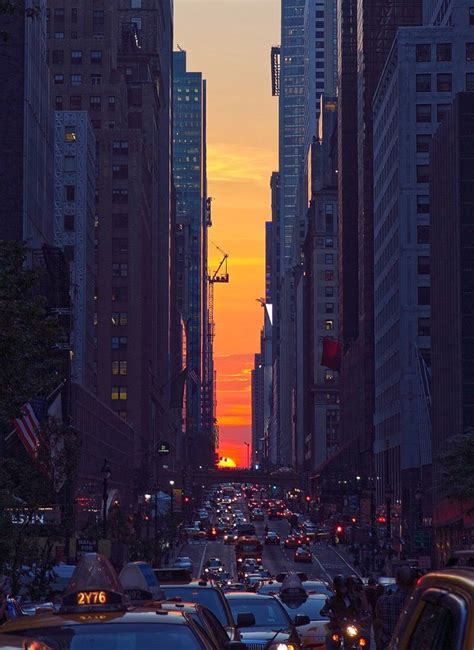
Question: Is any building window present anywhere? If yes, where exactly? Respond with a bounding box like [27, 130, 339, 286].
[91, 74, 102, 86]
[54, 7, 65, 20]
[437, 73, 452, 92]
[417, 195, 430, 213]
[90, 96, 101, 111]
[111, 336, 128, 350]
[92, 9, 105, 35]
[325, 286, 334, 297]
[112, 164, 128, 179]
[64, 126, 76, 142]
[416, 104, 431, 123]
[325, 303, 334, 313]
[70, 96, 82, 109]
[436, 42, 452, 61]
[112, 214, 128, 228]
[55, 96, 63, 110]
[112, 189, 128, 204]
[416, 134, 431, 153]
[112, 311, 128, 326]
[112, 238, 128, 254]
[326, 214, 334, 232]
[71, 8, 77, 22]
[325, 319, 334, 331]
[112, 287, 128, 302]
[64, 155, 76, 172]
[418, 256, 430, 275]
[316, 238, 324, 248]
[466, 43, 474, 61]
[417, 165, 429, 183]
[417, 225, 430, 244]
[416, 44, 431, 62]
[54, 31, 65, 39]
[470, 7, 474, 25]
[111, 386, 127, 400]
[113, 140, 129, 155]
[64, 214, 74, 232]
[416, 74, 431, 92]
[437, 104, 450, 122]
[112, 263, 128, 277]
[54, 74, 64, 85]
[65, 185, 75, 202]
[325, 254, 334, 264]
[131, 17, 142, 30]
[71, 50, 82, 64]
[325, 270, 334, 281]
[467, 73, 474, 91]
[112, 360, 127, 376]
[90, 50, 103, 64]
[108, 96, 116, 110]
[70, 74, 82, 86]
[418, 286, 430, 305]
[131, 0, 142, 6]
[52, 49, 64, 64]
[325, 238, 334, 248]
[325, 369, 335, 382]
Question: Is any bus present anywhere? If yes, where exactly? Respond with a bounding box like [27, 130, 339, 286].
[235, 536, 263, 566]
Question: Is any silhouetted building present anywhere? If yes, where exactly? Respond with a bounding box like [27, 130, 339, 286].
[431, 92, 474, 562]
[173, 50, 213, 467]
[0, 0, 53, 246]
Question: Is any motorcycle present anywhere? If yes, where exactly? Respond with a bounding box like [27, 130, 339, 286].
[327, 619, 369, 648]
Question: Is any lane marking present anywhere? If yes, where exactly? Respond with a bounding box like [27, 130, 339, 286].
[311, 552, 333, 583]
[328, 545, 363, 580]
[198, 542, 208, 577]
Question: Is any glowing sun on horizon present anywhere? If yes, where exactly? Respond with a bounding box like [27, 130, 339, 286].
[217, 457, 237, 469]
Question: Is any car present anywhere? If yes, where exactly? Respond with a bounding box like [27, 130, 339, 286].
[204, 558, 224, 570]
[225, 591, 303, 649]
[222, 582, 246, 593]
[250, 508, 264, 521]
[224, 529, 239, 545]
[207, 526, 218, 540]
[390, 567, 474, 649]
[185, 526, 208, 540]
[173, 556, 193, 571]
[284, 535, 300, 549]
[301, 580, 333, 597]
[244, 575, 263, 592]
[295, 546, 312, 563]
[264, 531, 281, 545]
[162, 580, 241, 641]
[2, 554, 228, 650]
[236, 523, 256, 537]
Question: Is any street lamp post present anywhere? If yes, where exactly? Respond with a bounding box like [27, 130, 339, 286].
[244, 442, 250, 468]
[385, 485, 394, 541]
[101, 459, 111, 539]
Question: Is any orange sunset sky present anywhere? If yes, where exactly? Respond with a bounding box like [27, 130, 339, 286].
[174, 0, 280, 467]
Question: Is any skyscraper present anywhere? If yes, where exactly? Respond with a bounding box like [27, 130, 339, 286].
[0, 0, 53, 247]
[173, 51, 212, 468]
[47, 0, 174, 480]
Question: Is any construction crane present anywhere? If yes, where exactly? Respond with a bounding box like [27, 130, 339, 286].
[208, 242, 229, 343]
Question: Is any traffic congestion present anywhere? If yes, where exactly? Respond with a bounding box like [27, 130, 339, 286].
[0, 483, 473, 648]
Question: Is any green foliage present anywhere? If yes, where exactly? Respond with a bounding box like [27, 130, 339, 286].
[0, 241, 61, 435]
[440, 429, 474, 501]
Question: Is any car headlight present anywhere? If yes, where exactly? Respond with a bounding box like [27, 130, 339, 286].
[270, 644, 295, 650]
[346, 625, 358, 637]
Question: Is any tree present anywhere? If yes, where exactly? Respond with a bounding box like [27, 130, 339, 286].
[439, 429, 474, 501]
[0, 241, 61, 437]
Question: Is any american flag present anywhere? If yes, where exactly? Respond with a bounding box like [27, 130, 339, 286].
[13, 398, 47, 458]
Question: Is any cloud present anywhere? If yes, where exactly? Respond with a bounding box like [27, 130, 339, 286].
[208, 143, 275, 183]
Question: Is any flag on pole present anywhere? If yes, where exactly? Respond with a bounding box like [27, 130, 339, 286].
[13, 398, 47, 458]
[321, 337, 343, 372]
[169, 367, 187, 409]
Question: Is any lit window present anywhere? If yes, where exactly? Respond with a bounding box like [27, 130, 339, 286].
[111, 386, 127, 400]
[131, 0, 142, 7]
[90, 50, 103, 64]
[112, 361, 127, 376]
[64, 126, 76, 142]
[70, 74, 82, 86]
[71, 50, 82, 64]
[325, 270, 334, 281]
[54, 74, 64, 85]
[325, 320, 334, 331]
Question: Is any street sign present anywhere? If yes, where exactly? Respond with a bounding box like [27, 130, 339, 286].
[156, 441, 171, 455]
[76, 537, 98, 559]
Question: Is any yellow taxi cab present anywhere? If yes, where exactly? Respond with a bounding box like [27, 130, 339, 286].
[0, 635, 53, 650]
[389, 567, 474, 649]
[1, 554, 224, 649]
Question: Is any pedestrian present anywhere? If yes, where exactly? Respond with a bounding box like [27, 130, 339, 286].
[364, 577, 378, 617]
[264, 523, 269, 536]
[375, 566, 417, 649]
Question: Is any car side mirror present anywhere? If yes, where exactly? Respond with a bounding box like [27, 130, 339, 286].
[294, 614, 310, 626]
[237, 612, 256, 627]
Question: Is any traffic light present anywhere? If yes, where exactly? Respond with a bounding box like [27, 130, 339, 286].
[351, 516, 357, 524]
[377, 515, 386, 524]
[336, 525, 343, 534]
[305, 495, 311, 513]
[305, 495, 311, 502]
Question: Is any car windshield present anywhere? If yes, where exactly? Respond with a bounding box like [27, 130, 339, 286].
[280, 596, 328, 621]
[228, 597, 290, 629]
[163, 586, 229, 626]
[9, 624, 204, 649]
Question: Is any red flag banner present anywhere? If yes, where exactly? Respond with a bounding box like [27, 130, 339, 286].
[321, 337, 343, 371]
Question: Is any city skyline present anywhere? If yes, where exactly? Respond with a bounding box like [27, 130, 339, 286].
[175, 0, 280, 466]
